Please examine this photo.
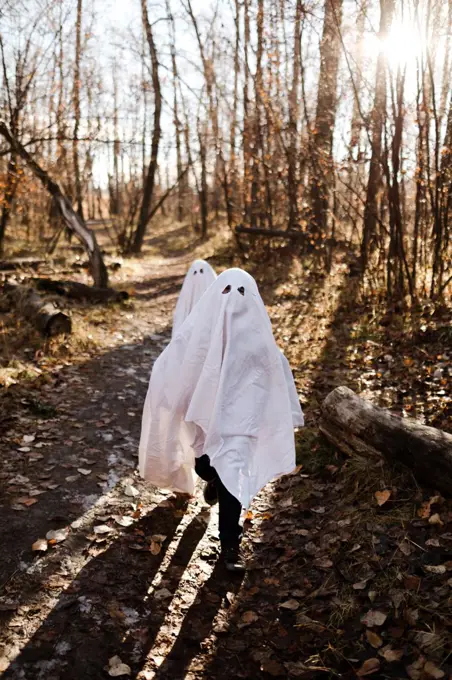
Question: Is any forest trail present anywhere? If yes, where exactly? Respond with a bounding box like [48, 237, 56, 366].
[1, 225, 451, 679]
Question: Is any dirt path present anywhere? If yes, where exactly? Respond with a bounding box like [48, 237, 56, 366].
[1, 228, 451, 679]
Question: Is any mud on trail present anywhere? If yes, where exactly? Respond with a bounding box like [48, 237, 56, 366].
[1, 224, 452, 679]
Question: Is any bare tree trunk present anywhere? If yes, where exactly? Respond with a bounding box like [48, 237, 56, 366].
[309, 0, 344, 238]
[179, 86, 200, 231]
[73, 0, 84, 221]
[439, 0, 452, 125]
[287, 0, 303, 230]
[166, 0, 184, 223]
[413, 44, 428, 292]
[198, 118, 208, 239]
[230, 0, 240, 224]
[185, 0, 231, 228]
[349, 1, 366, 158]
[382, 67, 414, 301]
[0, 149, 18, 254]
[131, 0, 162, 253]
[251, 0, 264, 228]
[243, 0, 251, 225]
[434, 95, 452, 298]
[361, 0, 394, 270]
[111, 63, 121, 217]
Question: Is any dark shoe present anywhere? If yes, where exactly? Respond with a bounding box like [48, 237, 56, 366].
[221, 545, 247, 573]
[203, 479, 218, 506]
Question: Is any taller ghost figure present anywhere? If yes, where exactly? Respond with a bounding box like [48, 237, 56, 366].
[172, 259, 217, 336]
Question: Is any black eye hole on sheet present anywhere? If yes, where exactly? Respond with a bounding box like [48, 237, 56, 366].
[200, 268, 204, 273]
[238, 286, 245, 296]
[222, 285, 231, 294]
[193, 270, 197, 275]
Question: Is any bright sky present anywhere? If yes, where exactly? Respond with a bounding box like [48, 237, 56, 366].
[88, 0, 450, 187]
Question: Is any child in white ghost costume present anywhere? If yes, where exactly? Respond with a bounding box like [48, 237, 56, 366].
[172, 259, 217, 336]
[139, 268, 304, 571]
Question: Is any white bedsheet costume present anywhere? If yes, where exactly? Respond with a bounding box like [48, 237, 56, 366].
[139, 268, 304, 508]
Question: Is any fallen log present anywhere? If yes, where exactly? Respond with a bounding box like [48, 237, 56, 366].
[33, 278, 128, 303]
[0, 257, 47, 272]
[5, 283, 72, 336]
[235, 225, 308, 240]
[320, 386, 452, 495]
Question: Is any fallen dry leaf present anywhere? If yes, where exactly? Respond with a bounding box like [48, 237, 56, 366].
[313, 557, 333, 569]
[381, 647, 403, 662]
[423, 661, 445, 679]
[124, 485, 139, 498]
[9, 474, 29, 484]
[428, 513, 443, 526]
[280, 599, 300, 611]
[149, 534, 167, 555]
[405, 608, 419, 625]
[311, 506, 325, 514]
[406, 656, 426, 680]
[361, 610, 387, 627]
[264, 577, 280, 586]
[107, 655, 131, 677]
[150, 541, 162, 555]
[17, 496, 38, 507]
[32, 538, 48, 552]
[404, 575, 421, 591]
[46, 528, 69, 543]
[113, 516, 134, 527]
[424, 565, 446, 575]
[366, 630, 383, 648]
[77, 468, 92, 476]
[375, 490, 391, 506]
[238, 610, 259, 628]
[93, 525, 114, 535]
[356, 658, 380, 676]
[418, 495, 442, 519]
[398, 540, 412, 556]
[65, 475, 79, 483]
[260, 659, 285, 676]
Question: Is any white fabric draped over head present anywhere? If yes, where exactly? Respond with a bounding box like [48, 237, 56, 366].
[172, 259, 217, 335]
[139, 268, 304, 508]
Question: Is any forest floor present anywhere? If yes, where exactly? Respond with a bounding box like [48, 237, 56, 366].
[0, 221, 451, 680]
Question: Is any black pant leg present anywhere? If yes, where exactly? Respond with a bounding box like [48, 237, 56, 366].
[216, 476, 242, 548]
[194, 455, 242, 548]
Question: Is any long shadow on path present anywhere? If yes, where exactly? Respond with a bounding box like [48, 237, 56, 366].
[3, 500, 209, 679]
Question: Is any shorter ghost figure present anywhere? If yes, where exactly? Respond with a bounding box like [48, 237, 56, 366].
[172, 259, 217, 335]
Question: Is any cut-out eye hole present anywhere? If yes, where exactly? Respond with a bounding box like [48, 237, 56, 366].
[200, 268, 204, 273]
[222, 285, 231, 294]
[193, 270, 197, 275]
[238, 286, 245, 296]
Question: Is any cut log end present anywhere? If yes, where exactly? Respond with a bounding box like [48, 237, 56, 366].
[40, 310, 72, 337]
[4, 283, 72, 337]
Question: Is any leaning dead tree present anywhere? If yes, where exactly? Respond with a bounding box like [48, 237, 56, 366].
[0, 121, 109, 288]
[320, 386, 452, 496]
